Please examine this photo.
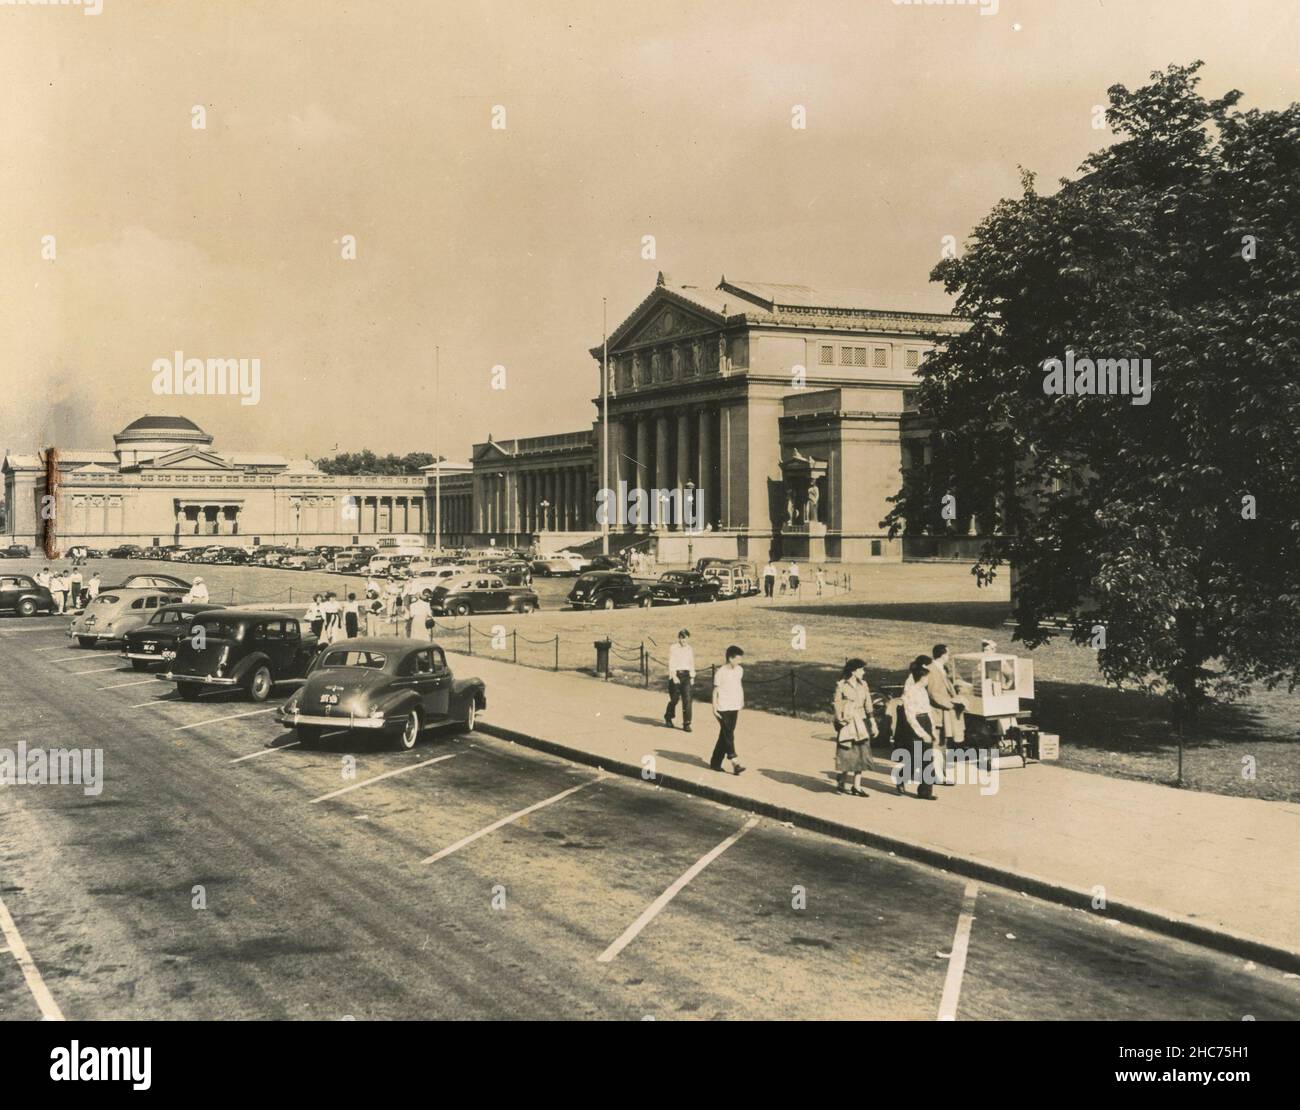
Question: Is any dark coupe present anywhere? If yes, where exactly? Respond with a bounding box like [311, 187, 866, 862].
[119, 602, 224, 670]
[0, 573, 56, 617]
[276, 639, 486, 750]
[159, 609, 319, 701]
[567, 571, 653, 610]
[650, 571, 722, 605]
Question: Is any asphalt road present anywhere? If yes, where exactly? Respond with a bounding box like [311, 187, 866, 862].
[2, 614, 1298, 1020]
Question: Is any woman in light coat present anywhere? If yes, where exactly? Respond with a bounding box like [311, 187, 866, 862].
[832, 658, 876, 796]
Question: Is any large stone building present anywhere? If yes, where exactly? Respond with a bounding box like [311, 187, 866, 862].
[4, 275, 965, 561]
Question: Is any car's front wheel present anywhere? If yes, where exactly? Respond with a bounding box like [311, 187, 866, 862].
[396, 707, 422, 751]
[451, 600, 471, 617]
[247, 665, 273, 702]
[461, 698, 477, 734]
[17, 598, 37, 617]
[601, 596, 615, 610]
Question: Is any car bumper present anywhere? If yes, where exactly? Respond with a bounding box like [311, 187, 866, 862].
[275, 709, 393, 730]
[122, 649, 175, 662]
[158, 672, 238, 686]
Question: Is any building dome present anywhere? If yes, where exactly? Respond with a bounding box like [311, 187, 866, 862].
[113, 414, 214, 467]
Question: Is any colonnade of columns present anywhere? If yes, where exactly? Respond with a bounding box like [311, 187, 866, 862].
[433, 492, 473, 538]
[602, 405, 725, 531]
[475, 466, 596, 536]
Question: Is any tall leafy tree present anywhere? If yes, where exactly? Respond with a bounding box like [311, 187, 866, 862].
[886, 62, 1300, 724]
[315, 450, 440, 475]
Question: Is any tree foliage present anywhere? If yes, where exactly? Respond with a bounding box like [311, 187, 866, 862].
[886, 62, 1300, 722]
[314, 450, 441, 475]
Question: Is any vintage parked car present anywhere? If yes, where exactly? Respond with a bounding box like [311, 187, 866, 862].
[587, 554, 626, 571]
[213, 547, 250, 564]
[703, 565, 758, 598]
[119, 602, 224, 670]
[401, 565, 464, 602]
[1, 544, 32, 559]
[276, 638, 487, 750]
[159, 609, 320, 701]
[567, 571, 654, 610]
[651, 571, 722, 606]
[105, 573, 191, 591]
[530, 552, 583, 577]
[332, 545, 377, 572]
[282, 550, 327, 571]
[0, 573, 56, 616]
[428, 574, 540, 616]
[485, 559, 533, 586]
[107, 544, 144, 559]
[68, 588, 190, 646]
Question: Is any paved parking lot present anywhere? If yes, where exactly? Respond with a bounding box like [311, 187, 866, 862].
[2, 613, 1297, 1020]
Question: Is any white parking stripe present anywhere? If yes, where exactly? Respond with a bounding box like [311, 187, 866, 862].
[33, 646, 64, 651]
[49, 656, 86, 662]
[938, 881, 980, 1021]
[309, 753, 456, 804]
[72, 665, 124, 675]
[0, 893, 65, 1021]
[97, 678, 156, 690]
[172, 708, 276, 731]
[230, 741, 301, 763]
[598, 815, 760, 963]
[421, 776, 605, 864]
[131, 699, 182, 709]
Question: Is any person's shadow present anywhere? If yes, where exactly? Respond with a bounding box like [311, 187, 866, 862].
[624, 714, 671, 728]
[761, 768, 842, 795]
[658, 748, 712, 770]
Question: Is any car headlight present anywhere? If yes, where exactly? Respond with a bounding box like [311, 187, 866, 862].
[368, 707, 385, 719]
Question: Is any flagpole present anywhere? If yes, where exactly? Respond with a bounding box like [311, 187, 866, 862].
[434, 345, 442, 554]
[601, 297, 609, 556]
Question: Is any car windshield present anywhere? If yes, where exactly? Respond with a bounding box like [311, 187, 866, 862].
[192, 618, 242, 639]
[660, 573, 687, 583]
[320, 649, 387, 669]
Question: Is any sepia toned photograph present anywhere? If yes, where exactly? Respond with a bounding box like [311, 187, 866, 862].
[0, 0, 1296, 1070]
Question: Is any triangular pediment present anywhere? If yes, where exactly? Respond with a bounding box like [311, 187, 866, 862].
[606, 287, 727, 355]
[472, 441, 514, 463]
[141, 447, 233, 470]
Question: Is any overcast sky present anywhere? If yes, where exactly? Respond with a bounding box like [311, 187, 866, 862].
[2, 0, 1295, 464]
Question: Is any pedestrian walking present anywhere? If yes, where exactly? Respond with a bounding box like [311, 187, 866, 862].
[662, 628, 696, 731]
[897, 655, 938, 800]
[86, 570, 101, 602]
[305, 595, 324, 639]
[710, 645, 746, 775]
[778, 565, 791, 595]
[832, 658, 876, 796]
[762, 560, 776, 598]
[925, 644, 966, 786]
[384, 577, 402, 619]
[343, 593, 360, 638]
[321, 593, 342, 642]
[788, 561, 801, 594]
[815, 566, 825, 596]
[68, 566, 83, 610]
[406, 595, 433, 639]
[50, 570, 68, 612]
[186, 577, 209, 604]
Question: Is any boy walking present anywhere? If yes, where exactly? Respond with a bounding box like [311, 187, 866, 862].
[663, 629, 696, 731]
[710, 645, 746, 775]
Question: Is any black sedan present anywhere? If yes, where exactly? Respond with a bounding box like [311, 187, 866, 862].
[119, 602, 225, 670]
[159, 610, 319, 701]
[650, 571, 722, 605]
[276, 638, 486, 750]
[0, 573, 56, 616]
[567, 571, 653, 610]
[1, 544, 32, 559]
[107, 544, 144, 558]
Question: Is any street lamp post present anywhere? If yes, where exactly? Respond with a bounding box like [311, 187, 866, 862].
[540, 499, 550, 535]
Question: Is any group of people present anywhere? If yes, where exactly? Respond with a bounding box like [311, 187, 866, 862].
[34, 565, 100, 612]
[661, 629, 981, 800]
[760, 561, 826, 597]
[303, 592, 362, 642]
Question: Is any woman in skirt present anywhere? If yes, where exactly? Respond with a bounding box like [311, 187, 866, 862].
[833, 658, 876, 796]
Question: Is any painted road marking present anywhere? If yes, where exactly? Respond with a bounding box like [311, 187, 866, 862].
[49, 656, 87, 662]
[309, 753, 457, 804]
[33, 646, 64, 652]
[97, 678, 157, 690]
[0, 893, 65, 1021]
[421, 776, 605, 864]
[72, 665, 125, 675]
[131, 699, 183, 709]
[938, 881, 980, 1021]
[598, 815, 760, 963]
[172, 708, 276, 731]
[230, 741, 302, 763]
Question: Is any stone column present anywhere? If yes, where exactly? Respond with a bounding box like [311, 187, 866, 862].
[675, 410, 692, 530]
[634, 417, 651, 532]
[654, 413, 670, 529]
[697, 409, 715, 530]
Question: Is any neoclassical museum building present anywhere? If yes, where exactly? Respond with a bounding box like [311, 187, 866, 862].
[4, 275, 966, 561]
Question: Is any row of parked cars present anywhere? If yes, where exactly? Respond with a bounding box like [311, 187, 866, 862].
[117, 601, 484, 750]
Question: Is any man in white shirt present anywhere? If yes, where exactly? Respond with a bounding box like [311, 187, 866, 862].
[49, 571, 67, 612]
[86, 571, 101, 601]
[788, 561, 801, 593]
[710, 645, 746, 775]
[663, 628, 696, 731]
[186, 577, 209, 604]
[762, 561, 776, 598]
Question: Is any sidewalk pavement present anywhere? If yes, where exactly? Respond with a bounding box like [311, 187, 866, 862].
[445, 650, 1300, 971]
